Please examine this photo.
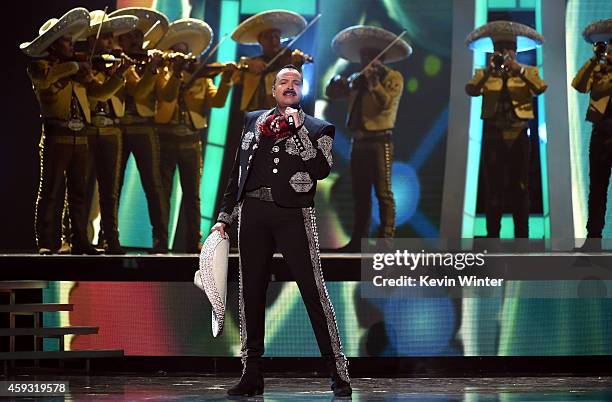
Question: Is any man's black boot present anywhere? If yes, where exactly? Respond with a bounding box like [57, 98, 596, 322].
[227, 358, 264, 396]
[326, 357, 352, 397]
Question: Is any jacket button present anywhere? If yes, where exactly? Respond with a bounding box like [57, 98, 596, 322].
[248, 155, 253, 160]
[252, 144, 258, 150]
[272, 168, 278, 174]
[273, 158, 279, 164]
[272, 146, 279, 152]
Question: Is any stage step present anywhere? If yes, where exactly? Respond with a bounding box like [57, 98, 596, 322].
[0, 281, 48, 290]
[0, 303, 73, 313]
[0, 326, 98, 337]
[0, 350, 124, 360]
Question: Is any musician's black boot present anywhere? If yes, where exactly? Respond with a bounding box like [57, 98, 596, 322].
[227, 358, 264, 396]
[326, 357, 352, 397]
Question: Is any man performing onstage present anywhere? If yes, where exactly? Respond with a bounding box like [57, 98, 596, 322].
[21, 8, 116, 255]
[211, 65, 351, 397]
[156, 19, 238, 253]
[572, 19, 612, 251]
[110, 7, 170, 254]
[465, 21, 547, 239]
[82, 10, 137, 254]
[231, 9, 310, 112]
[325, 26, 410, 251]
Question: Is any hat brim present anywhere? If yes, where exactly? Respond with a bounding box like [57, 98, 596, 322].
[156, 18, 213, 55]
[84, 15, 139, 39]
[108, 7, 169, 48]
[582, 19, 612, 44]
[231, 9, 307, 45]
[466, 20, 543, 52]
[20, 7, 90, 57]
[331, 25, 412, 63]
[195, 231, 229, 337]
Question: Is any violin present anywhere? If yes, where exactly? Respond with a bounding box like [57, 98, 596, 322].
[185, 60, 247, 79]
[268, 48, 313, 71]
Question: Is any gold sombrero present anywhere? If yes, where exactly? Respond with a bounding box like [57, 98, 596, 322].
[81, 9, 139, 39]
[231, 9, 306, 45]
[20, 7, 90, 57]
[466, 20, 544, 53]
[332, 25, 412, 63]
[582, 19, 612, 44]
[156, 18, 213, 56]
[108, 7, 169, 49]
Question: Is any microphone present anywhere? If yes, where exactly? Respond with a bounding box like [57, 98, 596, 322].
[286, 106, 298, 129]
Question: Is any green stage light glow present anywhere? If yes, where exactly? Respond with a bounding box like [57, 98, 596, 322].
[424, 55, 441, 77]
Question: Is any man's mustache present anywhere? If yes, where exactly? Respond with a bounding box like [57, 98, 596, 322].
[283, 89, 297, 95]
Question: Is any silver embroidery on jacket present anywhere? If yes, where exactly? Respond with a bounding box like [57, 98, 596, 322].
[289, 171, 314, 193]
[301, 207, 350, 383]
[317, 135, 333, 168]
[241, 131, 254, 150]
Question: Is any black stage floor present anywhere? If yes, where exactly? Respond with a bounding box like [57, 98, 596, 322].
[1, 375, 611, 401]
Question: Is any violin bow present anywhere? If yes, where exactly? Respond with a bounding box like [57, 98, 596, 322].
[88, 6, 109, 64]
[185, 34, 228, 89]
[358, 30, 407, 75]
[263, 13, 322, 71]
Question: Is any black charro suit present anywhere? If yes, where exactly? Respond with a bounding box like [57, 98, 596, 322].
[217, 108, 334, 222]
[216, 107, 350, 388]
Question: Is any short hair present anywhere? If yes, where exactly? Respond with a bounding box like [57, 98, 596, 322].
[273, 64, 303, 86]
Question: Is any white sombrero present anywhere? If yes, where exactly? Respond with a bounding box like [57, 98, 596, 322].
[231, 9, 306, 45]
[331, 25, 412, 64]
[582, 19, 612, 44]
[108, 7, 170, 49]
[466, 20, 544, 53]
[20, 7, 90, 57]
[195, 231, 229, 337]
[156, 18, 213, 56]
[81, 9, 139, 39]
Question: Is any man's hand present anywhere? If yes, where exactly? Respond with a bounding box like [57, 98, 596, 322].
[246, 58, 266, 74]
[506, 56, 522, 75]
[363, 60, 382, 88]
[74, 62, 93, 84]
[210, 222, 227, 238]
[285, 106, 299, 128]
[221, 61, 240, 83]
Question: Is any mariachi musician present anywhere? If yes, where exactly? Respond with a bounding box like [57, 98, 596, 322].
[110, 7, 170, 254]
[465, 21, 547, 239]
[231, 10, 312, 112]
[155, 18, 239, 253]
[82, 10, 138, 254]
[572, 19, 612, 251]
[21, 8, 126, 254]
[326, 26, 410, 251]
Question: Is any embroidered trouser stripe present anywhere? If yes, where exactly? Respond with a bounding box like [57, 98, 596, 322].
[236, 198, 349, 382]
[302, 207, 350, 382]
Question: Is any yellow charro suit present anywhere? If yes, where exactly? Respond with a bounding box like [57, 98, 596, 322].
[235, 55, 284, 112]
[572, 58, 612, 123]
[465, 63, 547, 238]
[155, 66, 232, 252]
[155, 66, 232, 127]
[466, 65, 547, 119]
[326, 65, 404, 245]
[27, 59, 122, 252]
[85, 68, 126, 252]
[572, 58, 612, 238]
